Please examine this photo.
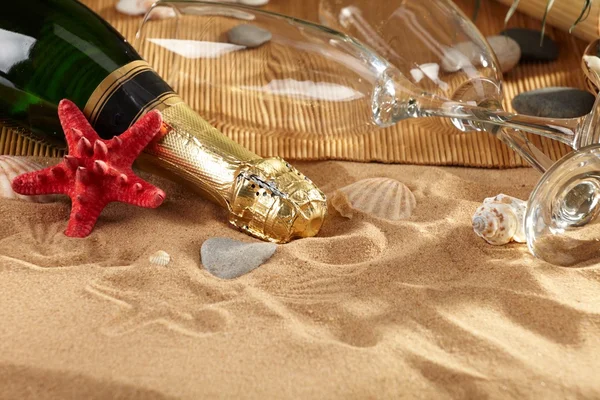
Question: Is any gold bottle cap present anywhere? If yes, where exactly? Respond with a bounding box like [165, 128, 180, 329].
[228, 157, 327, 243]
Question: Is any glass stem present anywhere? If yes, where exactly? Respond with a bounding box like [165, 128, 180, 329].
[496, 128, 556, 172]
[416, 97, 584, 173]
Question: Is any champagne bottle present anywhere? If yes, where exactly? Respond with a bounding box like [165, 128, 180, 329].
[0, 0, 327, 243]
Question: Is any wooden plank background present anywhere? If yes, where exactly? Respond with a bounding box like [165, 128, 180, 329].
[0, 0, 588, 167]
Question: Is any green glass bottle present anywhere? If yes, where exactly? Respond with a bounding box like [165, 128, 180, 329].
[0, 0, 327, 243]
[1, 1, 138, 144]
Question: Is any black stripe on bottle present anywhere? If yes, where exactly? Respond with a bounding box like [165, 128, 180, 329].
[91, 69, 175, 139]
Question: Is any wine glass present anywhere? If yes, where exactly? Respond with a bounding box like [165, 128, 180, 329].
[582, 38, 600, 95]
[317, 0, 600, 266]
[522, 40, 600, 266]
[134, 0, 600, 265]
[525, 143, 600, 266]
[316, 0, 584, 172]
[135, 0, 572, 172]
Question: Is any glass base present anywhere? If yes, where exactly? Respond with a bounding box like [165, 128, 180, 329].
[526, 144, 600, 266]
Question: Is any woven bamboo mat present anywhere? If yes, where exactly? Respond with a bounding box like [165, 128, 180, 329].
[0, 0, 589, 167]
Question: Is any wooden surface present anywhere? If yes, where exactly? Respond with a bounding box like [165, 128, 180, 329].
[495, 0, 600, 43]
[0, 0, 590, 167]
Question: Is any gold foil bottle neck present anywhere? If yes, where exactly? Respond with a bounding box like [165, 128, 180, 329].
[139, 101, 327, 243]
[84, 61, 327, 243]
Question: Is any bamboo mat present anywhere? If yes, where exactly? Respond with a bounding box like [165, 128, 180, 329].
[0, 0, 590, 167]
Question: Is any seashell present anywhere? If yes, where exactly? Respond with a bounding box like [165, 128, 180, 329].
[116, 0, 175, 19]
[441, 43, 471, 73]
[0, 156, 57, 203]
[583, 55, 600, 76]
[149, 250, 171, 266]
[472, 193, 527, 245]
[583, 55, 600, 94]
[442, 36, 521, 74]
[331, 177, 416, 221]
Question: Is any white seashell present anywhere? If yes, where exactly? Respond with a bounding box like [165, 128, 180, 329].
[583, 55, 600, 76]
[472, 193, 527, 245]
[116, 0, 175, 19]
[331, 177, 416, 221]
[149, 250, 171, 266]
[441, 42, 478, 72]
[442, 36, 521, 74]
[0, 156, 57, 203]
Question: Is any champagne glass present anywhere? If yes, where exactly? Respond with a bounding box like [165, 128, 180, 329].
[525, 143, 600, 266]
[135, 0, 575, 172]
[522, 40, 600, 266]
[582, 39, 600, 95]
[134, 1, 600, 265]
[318, 0, 600, 266]
[316, 0, 584, 172]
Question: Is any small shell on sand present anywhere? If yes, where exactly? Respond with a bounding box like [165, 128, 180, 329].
[472, 194, 527, 245]
[0, 156, 57, 203]
[149, 250, 171, 266]
[331, 177, 416, 221]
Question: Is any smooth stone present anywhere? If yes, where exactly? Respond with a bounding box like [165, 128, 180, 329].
[486, 35, 521, 73]
[227, 24, 272, 48]
[238, 0, 269, 5]
[499, 28, 559, 62]
[201, 237, 277, 279]
[512, 87, 595, 118]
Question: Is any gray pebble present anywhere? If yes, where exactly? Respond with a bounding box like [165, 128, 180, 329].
[512, 87, 595, 118]
[500, 28, 559, 62]
[227, 24, 272, 48]
[201, 237, 277, 279]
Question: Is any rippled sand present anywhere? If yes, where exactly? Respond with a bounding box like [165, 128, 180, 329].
[1, 160, 599, 399]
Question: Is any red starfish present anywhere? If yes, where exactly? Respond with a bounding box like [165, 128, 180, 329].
[12, 99, 166, 238]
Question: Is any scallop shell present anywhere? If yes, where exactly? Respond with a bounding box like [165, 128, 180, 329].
[0, 156, 57, 203]
[331, 178, 416, 221]
[149, 250, 171, 266]
[472, 194, 527, 245]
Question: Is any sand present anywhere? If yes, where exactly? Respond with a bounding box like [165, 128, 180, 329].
[1, 159, 600, 399]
